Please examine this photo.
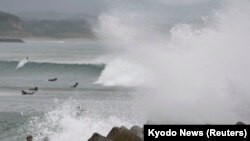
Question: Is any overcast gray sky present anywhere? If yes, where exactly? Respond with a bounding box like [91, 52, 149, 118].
[0, 0, 109, 15]
[0, 0, 213, 15]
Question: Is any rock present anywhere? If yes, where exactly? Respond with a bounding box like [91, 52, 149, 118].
[88, 133, 111, 141]
[130, 126, 143, 139]
[26, 135, 33, 141]
[236, 121, 246, 125]
[107, 126, 143, 141]
[88, 126, 143, 141]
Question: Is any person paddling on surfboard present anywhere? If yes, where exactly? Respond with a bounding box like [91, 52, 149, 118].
[29, 87, 38, 91]
[48, 78, 57, 82]
[16, 57, 29, 69]
[22, 90, 35, 95]
[71, 82, 79, 88]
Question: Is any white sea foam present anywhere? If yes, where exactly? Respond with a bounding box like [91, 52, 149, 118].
[96, 0, 250, 123]
[15, 1, 250, 141]
[20, 98, 139, 141]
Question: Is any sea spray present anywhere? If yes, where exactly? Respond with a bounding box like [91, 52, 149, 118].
[19, 98, 140, 141]
[96, 58, 150, 87]
[96, 0, 250, 123]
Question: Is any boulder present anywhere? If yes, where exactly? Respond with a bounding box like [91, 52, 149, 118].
[88, 126, 143, 141]
[88, 133, 111, 141]
[107, 126, 143, 141]
[130, 126, 143, 139]
[26, 135, 33, 141]
[236, 121, 246, 125]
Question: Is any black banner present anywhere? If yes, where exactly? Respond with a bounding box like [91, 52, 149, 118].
[144, 125, 250, 141]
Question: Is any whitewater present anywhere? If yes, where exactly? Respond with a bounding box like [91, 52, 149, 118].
[97, 0, 250, 124]
[0, 0, 250, 141]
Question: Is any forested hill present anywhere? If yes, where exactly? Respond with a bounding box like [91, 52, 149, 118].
[0, 11, 95, 39]
[0, 11, 24, 31]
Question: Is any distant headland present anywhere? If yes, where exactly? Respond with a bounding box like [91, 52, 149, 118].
[0, 38, 24, 43]
[0, 11, 96, 40]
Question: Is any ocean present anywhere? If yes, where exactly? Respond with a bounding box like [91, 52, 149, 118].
[0, 42, 143, 141]
[1, 0, 250, 141]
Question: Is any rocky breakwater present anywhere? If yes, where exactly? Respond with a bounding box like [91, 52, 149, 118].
[88, 126, 143, 141]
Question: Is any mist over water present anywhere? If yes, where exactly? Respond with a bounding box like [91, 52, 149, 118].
[19, 98, 139, 141]
[1, 1, 250, 141]
[96, 0, 250, 123]
[0, 42, 141, 141]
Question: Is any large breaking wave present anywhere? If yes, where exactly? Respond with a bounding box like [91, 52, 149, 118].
[95, 0, 250, 123]
[0, 60, 105, 76]
[7, 1, 250, 141]
[0, 60, 105, 88]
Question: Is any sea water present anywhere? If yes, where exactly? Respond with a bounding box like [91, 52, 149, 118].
[1, 0, 250, 141]
[0, 42, 143, 141]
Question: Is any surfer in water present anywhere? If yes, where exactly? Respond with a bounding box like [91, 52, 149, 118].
[48, 78, 57, 82]
[21, 90, 35, 95]
[29, 87, 38, 91]
[16, 57, 29, 69]
[71, 82, 79, 88]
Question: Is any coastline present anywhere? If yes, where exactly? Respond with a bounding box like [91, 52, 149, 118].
[0, 38, 24, 43]
[25, 121, 247, 141]
[22, 37, 98, 43]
